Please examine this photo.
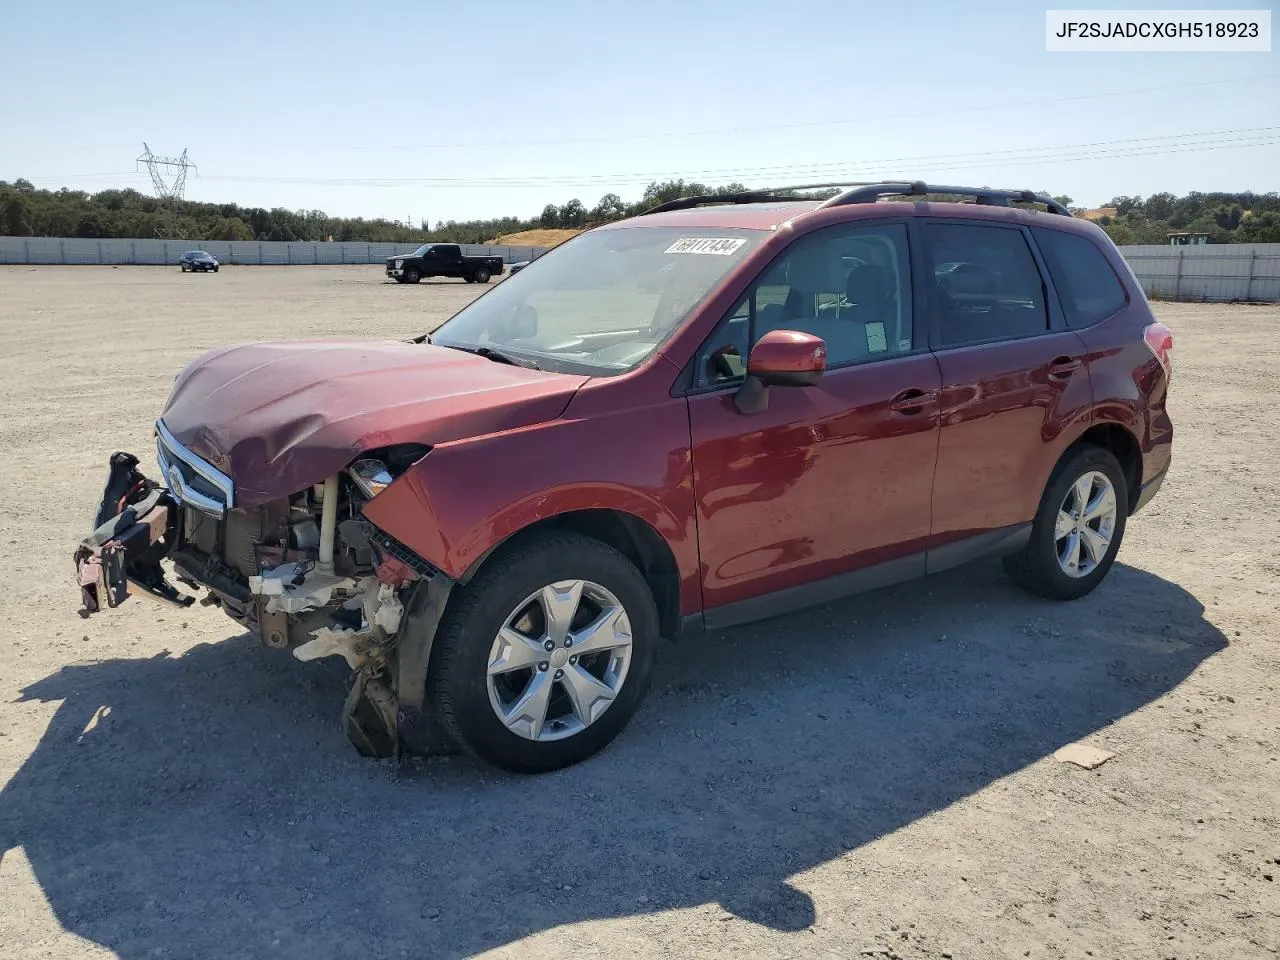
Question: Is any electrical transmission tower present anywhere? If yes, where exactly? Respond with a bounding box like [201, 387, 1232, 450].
[136, 143, 196, 200]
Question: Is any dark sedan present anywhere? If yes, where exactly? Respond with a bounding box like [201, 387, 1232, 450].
[179, 251, 219, 273]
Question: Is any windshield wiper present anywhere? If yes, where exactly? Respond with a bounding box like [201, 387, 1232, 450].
[429, 340, 540, 370]
[473, 346, 541, 370]
[417, 335, 541, 370]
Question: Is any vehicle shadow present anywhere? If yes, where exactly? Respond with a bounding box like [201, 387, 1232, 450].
[1, 561, 1224, 959]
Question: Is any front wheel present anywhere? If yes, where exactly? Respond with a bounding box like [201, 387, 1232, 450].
[404, 267, 421, 284]
[473, 267, 491, 283]
[429, 533, 658, 773]
[1003, 445, 1129, 601]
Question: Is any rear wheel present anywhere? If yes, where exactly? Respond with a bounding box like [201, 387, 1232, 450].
[1003, 444, 1128, 600]
[474, 267, 491, 283]
[404, 267, 421, 284]
[429, 533, 658, 773]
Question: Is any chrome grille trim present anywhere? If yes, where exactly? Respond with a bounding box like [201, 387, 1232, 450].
[156, 419, 234, 517]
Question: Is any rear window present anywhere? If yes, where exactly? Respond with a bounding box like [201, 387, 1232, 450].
[1032, 228, 1127, 329]
[923, 223, 1048, 346]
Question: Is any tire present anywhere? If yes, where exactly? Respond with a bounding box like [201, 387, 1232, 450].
[180, 263, 188, 272]
[212, 266, 219, 272]
[474, 267, 491, 283]
[1003, 444, 1129, 601]
[404, 267, 421, 284]
[429, 532, 659, 773]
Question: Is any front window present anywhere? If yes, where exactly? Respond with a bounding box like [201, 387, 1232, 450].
[429, 226, 763, 375]
[695, 222, 915, 387]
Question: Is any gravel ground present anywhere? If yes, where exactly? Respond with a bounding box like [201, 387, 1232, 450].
[0, 266, 1277, 960]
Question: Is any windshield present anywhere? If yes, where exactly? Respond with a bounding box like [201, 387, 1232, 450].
[411, 244, 435, 257]
[430, 226, 762, 375]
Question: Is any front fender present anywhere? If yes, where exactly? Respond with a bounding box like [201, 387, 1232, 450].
[360, 394, 702, 614]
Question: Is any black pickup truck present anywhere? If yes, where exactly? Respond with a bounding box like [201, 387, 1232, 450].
[385, 243, 505, 284]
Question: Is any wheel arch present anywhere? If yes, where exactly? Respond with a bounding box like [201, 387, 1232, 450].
[1067, 420, 1143, 512]
[458, 508, 683, 642]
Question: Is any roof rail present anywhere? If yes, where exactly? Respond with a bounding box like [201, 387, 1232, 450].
[819, 182, 1071, 216]
[640, 191, 822, 216]
[640, 182, 895, 215]
[637, 181, 1071, 217]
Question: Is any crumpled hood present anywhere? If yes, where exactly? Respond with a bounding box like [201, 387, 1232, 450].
[160, 339, 586, 506]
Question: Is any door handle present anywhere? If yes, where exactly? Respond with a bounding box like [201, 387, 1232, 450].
[889, 388, 937, 414]
[1048, 356, 1083, 379]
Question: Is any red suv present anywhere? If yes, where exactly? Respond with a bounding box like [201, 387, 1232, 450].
[75, 181, 1174, 773]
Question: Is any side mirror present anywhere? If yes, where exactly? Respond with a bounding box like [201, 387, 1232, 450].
[735, 330, 826, 414]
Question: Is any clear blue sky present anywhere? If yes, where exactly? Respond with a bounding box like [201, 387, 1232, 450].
[1, 0, 1276, 223]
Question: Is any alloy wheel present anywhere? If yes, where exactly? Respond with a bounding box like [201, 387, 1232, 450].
[1054, 470, 1118, 578]
[486, 579, 633, 741]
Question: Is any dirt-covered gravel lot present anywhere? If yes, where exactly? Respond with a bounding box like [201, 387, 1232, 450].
[0, 265, 1277, 960]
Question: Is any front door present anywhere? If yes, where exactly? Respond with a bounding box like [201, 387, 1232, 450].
[686, 221, 942, 622]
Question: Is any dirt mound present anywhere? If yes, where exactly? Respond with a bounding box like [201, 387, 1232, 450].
[494, 229, 582, 247]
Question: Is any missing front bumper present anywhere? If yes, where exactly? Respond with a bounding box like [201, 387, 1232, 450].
[75, 453, 193, 614]
[75, 452, 456, 760]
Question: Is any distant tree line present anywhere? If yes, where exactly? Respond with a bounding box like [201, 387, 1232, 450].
[0, 178, 445, 244]
[0, 177, 764, 245]
[533, 181, 762, 229]
[2, 177, 1278, 244]
[1093, 191, 1280, 244]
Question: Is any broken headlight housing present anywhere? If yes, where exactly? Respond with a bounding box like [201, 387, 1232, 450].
[348, 459, 394, 499]
[346, 444, 430, 501]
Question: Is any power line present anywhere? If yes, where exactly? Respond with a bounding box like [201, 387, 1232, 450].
[30, 126, 1280, 194]
[300, 72, 1280, 150]
[610, 126, 1280, 182]
[183, 129, 1280, 188]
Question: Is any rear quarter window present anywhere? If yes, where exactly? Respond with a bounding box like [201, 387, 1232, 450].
[1032, 228, 1128, 329]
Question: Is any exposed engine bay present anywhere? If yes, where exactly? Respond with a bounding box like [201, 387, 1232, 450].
[74, 441, 451, 759]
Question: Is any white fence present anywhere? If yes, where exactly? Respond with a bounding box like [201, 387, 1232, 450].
[1, 236, 1277, 302]
[1115, 243, 1280, 303]
[0, 236, 548, 266]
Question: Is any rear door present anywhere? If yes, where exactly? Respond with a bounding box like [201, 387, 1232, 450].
[686, 219, 942, 621]
[922, 219, 1091, 562]
[438, 244, 463, 277]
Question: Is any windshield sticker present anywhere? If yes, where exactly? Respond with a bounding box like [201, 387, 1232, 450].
[864, 321, 888, 353]
[664, 237, 747, 256]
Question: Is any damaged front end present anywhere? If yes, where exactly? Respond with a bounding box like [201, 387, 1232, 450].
[75, 425, 452, 759]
